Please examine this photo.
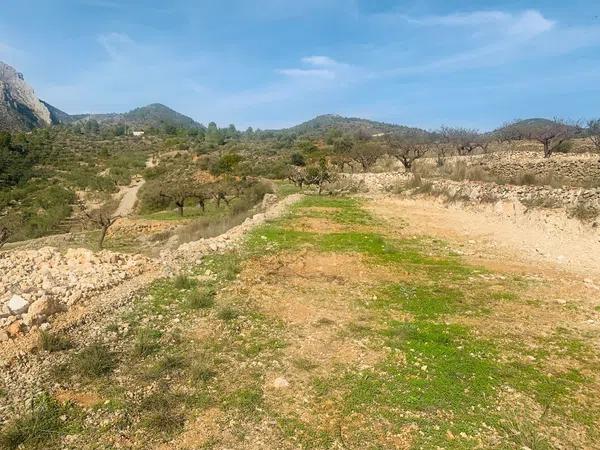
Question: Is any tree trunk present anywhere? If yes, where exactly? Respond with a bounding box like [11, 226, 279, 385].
[176, 202, 184, 216]
[98, 225, 108, 250]
[198, 199, 205, 212]
[543, 141, 551, 158]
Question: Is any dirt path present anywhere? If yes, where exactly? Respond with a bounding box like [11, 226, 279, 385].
[113, 177, 145, 217]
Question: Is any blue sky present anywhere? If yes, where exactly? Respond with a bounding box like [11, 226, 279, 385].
[1, 0, 599, 130]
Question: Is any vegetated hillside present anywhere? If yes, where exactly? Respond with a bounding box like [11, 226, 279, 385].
[494, 118, 583, 136]
[279, 114, 427, 137]
[0, 61, 59, 132]
[69, 103, 203, 130]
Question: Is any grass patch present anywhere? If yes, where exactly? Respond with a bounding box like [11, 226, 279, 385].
[187, 287, 216, 309]
[173, 274, 196, 290]
[217, 306, 239, 321]
[38, 331, 72, 352]
[133, 328, 162, 357]
[224, 387, 263, 413]
[72, 343, 116, 378]
[0, 392, 80, 450]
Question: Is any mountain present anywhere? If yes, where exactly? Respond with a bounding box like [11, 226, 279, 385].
[69, 103, 203, 129]
[0, 61, 58, 132]
[279, 114, 426, 137]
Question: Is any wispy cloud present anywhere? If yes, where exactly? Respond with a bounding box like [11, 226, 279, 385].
[279, 55, 353, 80]
[401, 9, 555, 38]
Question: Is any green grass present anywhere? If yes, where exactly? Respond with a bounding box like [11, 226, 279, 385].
[173, 274, 196, 290]
[224, 387, 263, 413]
[133, 328, 162, 357]
[187, 287, 216, 309]
[0, 392, 80, 450]
[72, 343, 116, 378]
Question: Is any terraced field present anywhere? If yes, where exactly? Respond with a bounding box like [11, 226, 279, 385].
[2, 195, 599, 449]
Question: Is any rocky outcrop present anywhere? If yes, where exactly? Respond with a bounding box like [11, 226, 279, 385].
[0, 61, 55, 131]
[0, 247, 151, 336]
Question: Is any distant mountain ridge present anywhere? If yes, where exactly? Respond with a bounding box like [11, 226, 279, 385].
[278, 114, 427, 137]
[67, 103, 203, 129]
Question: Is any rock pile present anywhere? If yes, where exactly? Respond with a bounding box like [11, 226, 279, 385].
[0, 247, 151, 339]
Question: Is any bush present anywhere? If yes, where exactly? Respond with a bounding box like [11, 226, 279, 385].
[217, 306, 239, 321]
[569, 202, 599, 222]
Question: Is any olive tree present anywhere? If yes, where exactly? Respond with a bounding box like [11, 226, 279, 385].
[305, 159, 333, 195]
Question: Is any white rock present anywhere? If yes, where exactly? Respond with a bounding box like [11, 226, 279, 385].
[273, 377, 290, 388]
[6, 294, 29, 315]
[0, 330, 8, 342]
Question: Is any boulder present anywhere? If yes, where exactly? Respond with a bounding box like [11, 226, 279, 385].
[6, 294, 29, 315]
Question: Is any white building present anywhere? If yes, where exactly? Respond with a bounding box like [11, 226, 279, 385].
[132, 130, 145, 137]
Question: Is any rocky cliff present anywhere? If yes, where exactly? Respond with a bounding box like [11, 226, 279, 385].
[0, 61, 54, 131]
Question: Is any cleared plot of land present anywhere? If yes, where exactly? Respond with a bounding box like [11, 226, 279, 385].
[1, 195, 599, 449]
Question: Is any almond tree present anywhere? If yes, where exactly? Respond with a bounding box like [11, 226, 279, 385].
[384, 132, 430, 171]
[506, 119, 575, 158]
[349, 141, 386, 172]
[79, 201, 120, 250]
[439, 126, 488, 156]
[305, 159, 333, 195]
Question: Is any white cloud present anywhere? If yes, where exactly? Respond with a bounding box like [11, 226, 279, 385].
[278, 68, 336, 79]
[301, 55, 339, 67]
[402, 9, 555, 39]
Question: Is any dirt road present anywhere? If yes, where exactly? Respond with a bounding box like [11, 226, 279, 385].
[113, 178, 145, 217]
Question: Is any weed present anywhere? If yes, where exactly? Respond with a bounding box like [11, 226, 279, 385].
[133, 328, 161, 357]
[569, 202, 599, 222]
[187, 287, 215, 309]
[190, 363, 217, 383]
[224, 387, 263, 412]
[38, 331, 72, 352]
[72, 343, 115, 378]
[173, 274, 195, 290]
[217, 306, 239, 321]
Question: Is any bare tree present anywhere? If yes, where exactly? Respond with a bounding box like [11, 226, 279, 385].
[79, 201, 120, 250]
[305, 160, 333, 195]
[506, 119, 575, 158]
[159, 168, 205, 217]
[349, 141, 386, 172]
[384, 132, 430, 171]
[439, 126, 488, 155]
[588, 119, 600, 153]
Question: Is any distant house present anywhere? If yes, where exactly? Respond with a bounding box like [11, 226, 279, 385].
[372, 133, 386, 137]
[132, 130, 145, 137]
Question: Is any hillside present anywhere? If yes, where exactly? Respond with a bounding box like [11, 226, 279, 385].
[69, 103, 203, 130]
[279, 114, 427, 137]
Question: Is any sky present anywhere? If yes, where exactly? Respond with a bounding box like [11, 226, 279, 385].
[1, 0, 599, 130]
